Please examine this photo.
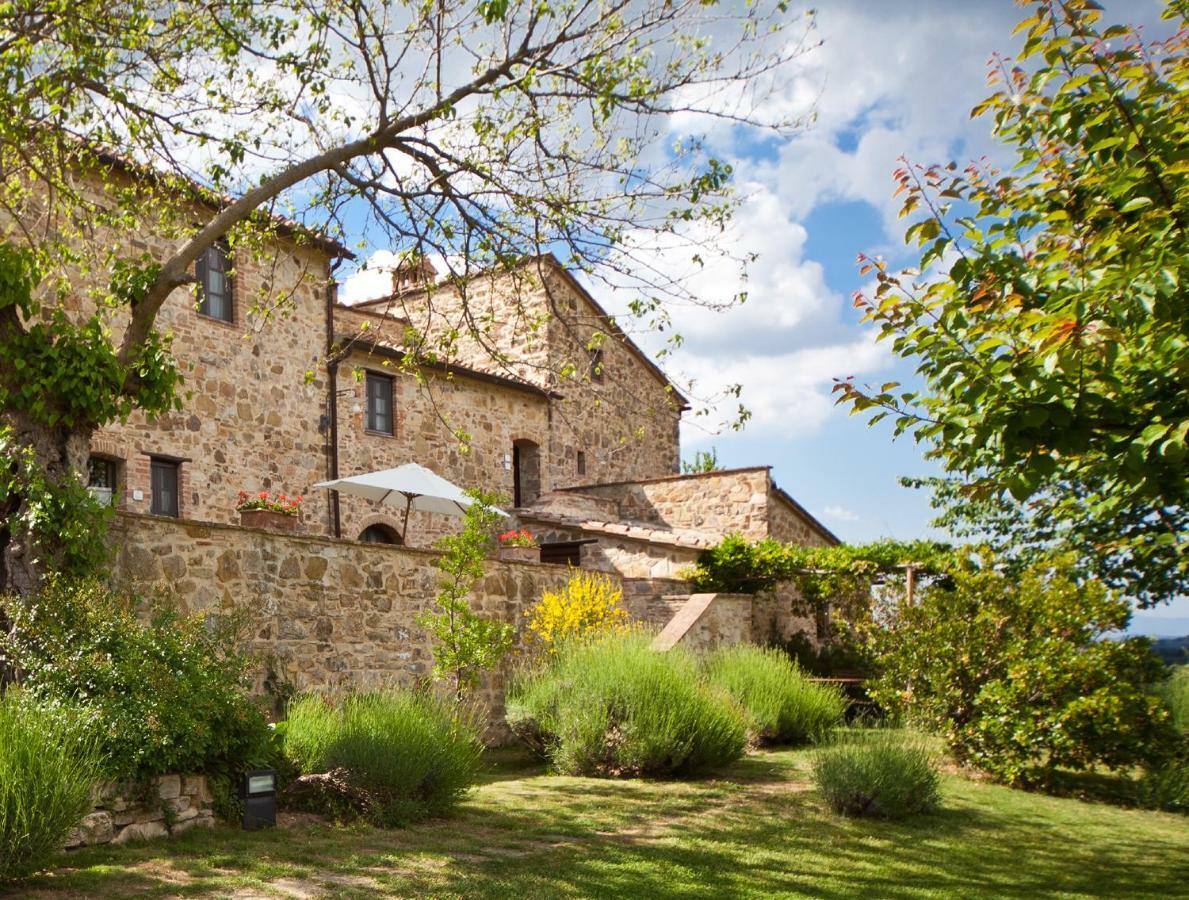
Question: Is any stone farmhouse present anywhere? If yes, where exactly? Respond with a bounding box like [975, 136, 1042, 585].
[34, 159, 840, 699]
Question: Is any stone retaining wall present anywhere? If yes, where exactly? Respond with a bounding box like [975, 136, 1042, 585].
[109, 512, 571, 728]
[66, 775, 215, 849]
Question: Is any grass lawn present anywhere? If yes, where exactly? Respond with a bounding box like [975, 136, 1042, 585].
[9, 747, 1187, 899]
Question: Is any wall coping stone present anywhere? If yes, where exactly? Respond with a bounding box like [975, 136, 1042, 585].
[113, 511, 558, 570]
[651, 592, 753, 652]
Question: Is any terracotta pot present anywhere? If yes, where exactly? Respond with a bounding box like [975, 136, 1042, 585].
[497, 546, 538, 564]
[239, 508, 299, 532]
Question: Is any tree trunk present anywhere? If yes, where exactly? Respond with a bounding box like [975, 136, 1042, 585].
[0, 412, 93, 596]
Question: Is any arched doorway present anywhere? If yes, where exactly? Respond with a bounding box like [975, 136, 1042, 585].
[512, 439, 541, 508]
[359, 523, 403, 545]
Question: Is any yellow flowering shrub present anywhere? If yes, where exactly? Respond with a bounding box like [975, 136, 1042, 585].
[526, 570, 629, 651]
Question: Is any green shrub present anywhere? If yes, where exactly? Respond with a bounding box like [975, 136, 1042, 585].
[1135, 758, 1188, 814]
[869, 551, 1176, 785]
[1157, 667, 1189, 737]
[704, 645, 844, 746]
[812, 729, 941, 819]
[282, 689, 483, 826]
[687, 534, 800, 594]
[0, 693, 103, 883]
[1, 577, 271, 781]
[506, 631, 747, 777]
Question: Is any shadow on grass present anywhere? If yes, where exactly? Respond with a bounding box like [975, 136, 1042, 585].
[10, 750, 1188, 899]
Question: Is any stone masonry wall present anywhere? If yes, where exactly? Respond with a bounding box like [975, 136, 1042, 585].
[341, 259, 682, 492]
[767, 491, 837, 548]
[333, 347, 552, 547]
[539, 265, 682, 487]
[35, 167, 339, 535]
[66, 774, 215, 849]
[108, 512, 571, 732]
[570, 468, 774, 539]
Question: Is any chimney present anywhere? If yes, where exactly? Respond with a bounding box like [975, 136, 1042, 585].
[392, 255, 437, 295]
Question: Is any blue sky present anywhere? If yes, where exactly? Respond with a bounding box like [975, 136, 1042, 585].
[641, 0, 1184, 636]
[342, 1, 1184, 636]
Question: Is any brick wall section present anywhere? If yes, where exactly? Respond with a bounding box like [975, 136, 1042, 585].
[108, 512, 571, 734]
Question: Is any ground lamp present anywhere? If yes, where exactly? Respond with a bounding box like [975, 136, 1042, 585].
[241, 769, 277, 829]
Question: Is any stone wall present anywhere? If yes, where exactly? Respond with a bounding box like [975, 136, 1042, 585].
[569, 468, 774, 538]
[109, 512, 571, 729]
[652, 593, 755, 653]
[332, 344, 552, 547]
[66, 774, 215, 849]
[342, 258, 683, 492]
[59, 167, 340, 534]
[767, 490, 837, 548]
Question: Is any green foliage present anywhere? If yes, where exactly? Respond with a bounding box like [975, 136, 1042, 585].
[835, 0, 1189, 605]
[703, 645, 845, 746]
[780, 631, 875, 679]
[417, 490, 514, 698]
[1, 577, 271, 781]
[282, 689, 483, 826]
[0, 426, 112, 578]
[681, 447, 722, 474]
[506, 631, 748, 777]
[688, 533, 949, 603]
[0, 692, 103, 883]
[0, 245, 180, 429]
[812, 728, 941, 819]
[1157, 666, 1189, 737]
[869, 551, 1176, 785]
[1135, 757, 1188, 814]
[687, 534, 800, 594]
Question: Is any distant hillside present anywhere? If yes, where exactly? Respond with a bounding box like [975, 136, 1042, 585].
[1152, 635, 1189, 666]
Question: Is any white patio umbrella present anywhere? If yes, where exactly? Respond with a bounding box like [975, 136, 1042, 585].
[314, 463, 507, 541]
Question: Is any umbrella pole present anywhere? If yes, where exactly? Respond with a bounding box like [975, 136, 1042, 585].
[400, 493, 414, 544]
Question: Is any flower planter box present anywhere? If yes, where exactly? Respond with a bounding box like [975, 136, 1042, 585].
[497, 546, 538, 564]
[239, 508, 299, 532]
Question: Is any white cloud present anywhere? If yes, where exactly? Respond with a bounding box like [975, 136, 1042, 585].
[340, 250, 401, 305]
[823, 504, 860, 523]
[587, 1, 1030, 441]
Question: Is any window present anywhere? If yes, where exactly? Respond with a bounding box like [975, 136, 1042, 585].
[150, 458, 180, 518]
[87, 456, 118, 507]
[359, 524, 402, 545]
[196, 242, 233, 322]
[365, 373, 394, 435]
[576, 450, 586, 477]
[589, 348, 605, 384]
[512, 439, 540, 507]
[540, 541, 587, 567]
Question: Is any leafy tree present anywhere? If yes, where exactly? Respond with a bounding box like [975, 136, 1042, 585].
[681, 447, 722, 474]
[834, 0, 1188, 606]
[0, 0, 817, 592]
[417, 491, 514, 699]
[868, 549, 1175, 786]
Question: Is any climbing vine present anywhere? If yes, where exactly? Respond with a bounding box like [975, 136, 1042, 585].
[686, 534, 952, 605]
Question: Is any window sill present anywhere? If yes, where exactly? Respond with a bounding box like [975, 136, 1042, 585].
[364, 428, 396, 438]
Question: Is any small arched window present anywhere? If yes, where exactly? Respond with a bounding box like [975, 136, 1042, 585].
[359, 523, 402, 545]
